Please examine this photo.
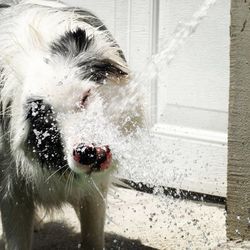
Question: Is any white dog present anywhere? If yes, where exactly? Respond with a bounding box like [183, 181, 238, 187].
[0, 1, 132, 249]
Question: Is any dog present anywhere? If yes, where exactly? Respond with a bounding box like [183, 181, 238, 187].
[0, 0, 133, 249]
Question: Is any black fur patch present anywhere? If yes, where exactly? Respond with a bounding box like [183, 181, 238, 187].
[55, 8, 126, 61]
[50, 28, 94, 58]
[73, 9, 126, 60]
[50, 10, 127, 82]
[26, 99, 67, 173]
[78, 59, 128, 83]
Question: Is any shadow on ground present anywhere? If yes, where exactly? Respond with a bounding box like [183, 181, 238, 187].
[0, 222, 158, 250]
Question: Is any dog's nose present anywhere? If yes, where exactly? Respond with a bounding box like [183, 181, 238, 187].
[73, 143, 97, 165]
[73, 144, 112, 171]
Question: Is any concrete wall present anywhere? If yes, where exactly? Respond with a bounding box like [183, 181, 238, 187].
[227, 0, 250, 240]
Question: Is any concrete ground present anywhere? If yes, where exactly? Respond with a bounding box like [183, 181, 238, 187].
[0, 187, 249, 249]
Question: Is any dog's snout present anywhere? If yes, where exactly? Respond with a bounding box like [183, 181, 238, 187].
[73, 144, 112, 172]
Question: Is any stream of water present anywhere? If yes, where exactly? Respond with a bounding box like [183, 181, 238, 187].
[107, 0, 217, 189]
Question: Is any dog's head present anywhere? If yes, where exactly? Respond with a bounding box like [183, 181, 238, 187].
[0, 4, 141, 178]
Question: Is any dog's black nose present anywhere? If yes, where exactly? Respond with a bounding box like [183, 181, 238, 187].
[73, 144, 112, 172]
[73, 143, 97, 165]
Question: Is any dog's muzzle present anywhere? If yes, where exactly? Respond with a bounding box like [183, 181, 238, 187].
[73, 143, 112, 172]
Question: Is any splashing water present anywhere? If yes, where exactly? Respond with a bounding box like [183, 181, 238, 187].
[62, 0, 217, 190]
[107, 0, 217, 189]
[136, 0, 217, 82]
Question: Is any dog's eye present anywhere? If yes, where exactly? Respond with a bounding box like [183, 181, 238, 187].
[89, 61, 128, 84]
[78, 59, 128, 84]
[90, 72, 110, 84]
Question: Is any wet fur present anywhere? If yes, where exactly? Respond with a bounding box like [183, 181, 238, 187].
[0, 0, 128, 249]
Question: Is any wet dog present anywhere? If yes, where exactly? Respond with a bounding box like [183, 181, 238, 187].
[0, 0, 130, 249]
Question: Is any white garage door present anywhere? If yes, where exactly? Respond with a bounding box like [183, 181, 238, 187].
[63, 0, 230, 197]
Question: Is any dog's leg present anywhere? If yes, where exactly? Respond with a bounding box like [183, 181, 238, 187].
[76, 181, 109, 250]
[1, 189, 34, 250]
[79, 196, 106, 250]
